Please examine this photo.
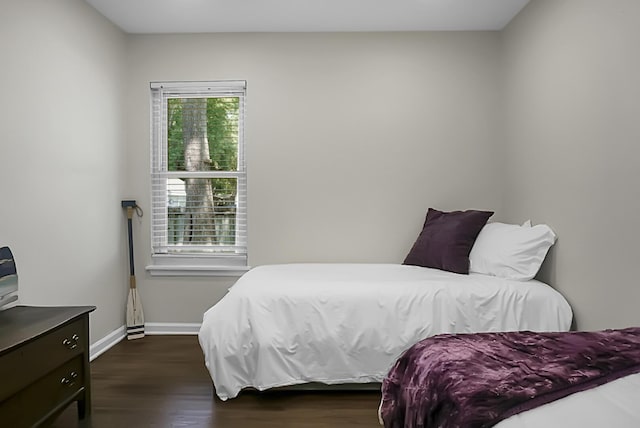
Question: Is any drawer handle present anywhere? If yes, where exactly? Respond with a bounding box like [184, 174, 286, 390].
[61, 372, 78, 387]
[62, 334, 80, 349]
[62, 338, 77, 349]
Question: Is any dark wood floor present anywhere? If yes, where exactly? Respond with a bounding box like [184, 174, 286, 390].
[51, 335, 382, 428]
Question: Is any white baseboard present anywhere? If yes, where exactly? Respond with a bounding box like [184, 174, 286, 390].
[90, 325, 125, 361]
[89, 323, 201, 361]
[145, 322, 201, 335]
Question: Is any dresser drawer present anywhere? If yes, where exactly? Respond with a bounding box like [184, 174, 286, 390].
[0, 317, 87, 402]
[0, 355, 85, 427]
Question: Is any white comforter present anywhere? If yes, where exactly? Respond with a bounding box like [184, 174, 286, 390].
[495, 372, 640, 427]
[198, 263, 572, 400]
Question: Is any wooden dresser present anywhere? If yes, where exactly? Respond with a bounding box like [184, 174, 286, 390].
[0, 306, 95, 427]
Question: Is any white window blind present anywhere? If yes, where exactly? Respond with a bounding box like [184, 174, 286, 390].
[149, 81, 247, 275]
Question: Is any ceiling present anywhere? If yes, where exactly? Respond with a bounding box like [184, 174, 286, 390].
[85, 0, 530, 34]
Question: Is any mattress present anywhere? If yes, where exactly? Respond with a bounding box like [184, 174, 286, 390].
[198, 263, 572, 400]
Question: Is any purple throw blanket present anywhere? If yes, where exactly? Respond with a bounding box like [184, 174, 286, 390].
[380, 328, 640, 428]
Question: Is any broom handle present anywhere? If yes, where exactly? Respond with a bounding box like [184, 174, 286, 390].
[126, 206, 136, 287]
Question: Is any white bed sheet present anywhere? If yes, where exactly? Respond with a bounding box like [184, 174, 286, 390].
[198, 263, 572, 400]
[496, 372, 640, 428]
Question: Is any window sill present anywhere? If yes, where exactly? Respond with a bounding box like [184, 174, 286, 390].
[146, 265, 250, 277]
[145, 254, 250, 277]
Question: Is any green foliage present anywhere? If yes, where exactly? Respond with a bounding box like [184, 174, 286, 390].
[167, 97, 240, 199]
[206, 97, 239, 172]
[167, 99, 184, 171]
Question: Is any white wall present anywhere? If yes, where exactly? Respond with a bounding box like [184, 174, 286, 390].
[0, 0, 128, 343]
[125, 32, 505, 323]
[503, 0, 640, 330]
[7, 1, 634, 336]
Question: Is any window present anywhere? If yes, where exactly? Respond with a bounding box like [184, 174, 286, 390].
[148, 81, 248, 276]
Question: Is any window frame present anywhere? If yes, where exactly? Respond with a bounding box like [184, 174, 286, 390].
[146, 80, 249, 277]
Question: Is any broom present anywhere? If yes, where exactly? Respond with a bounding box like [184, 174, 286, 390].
[122, 200, 144, 340]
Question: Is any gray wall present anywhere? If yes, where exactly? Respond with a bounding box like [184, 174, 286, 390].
[0, 0, 129, 343]
[502, 0, 640, 330]
[125, 32, 505, 323]
[2, 0, 637, 342]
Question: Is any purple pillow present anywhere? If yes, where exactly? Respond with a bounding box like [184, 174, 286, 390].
[403, 208, 494, 274]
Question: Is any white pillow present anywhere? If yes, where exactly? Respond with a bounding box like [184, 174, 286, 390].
[469, 222, 556, 281]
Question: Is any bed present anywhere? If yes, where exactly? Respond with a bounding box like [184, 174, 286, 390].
[198, 263, 572, 401]
[496, 373, 640, 428]
[378, 328, 640, 428]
